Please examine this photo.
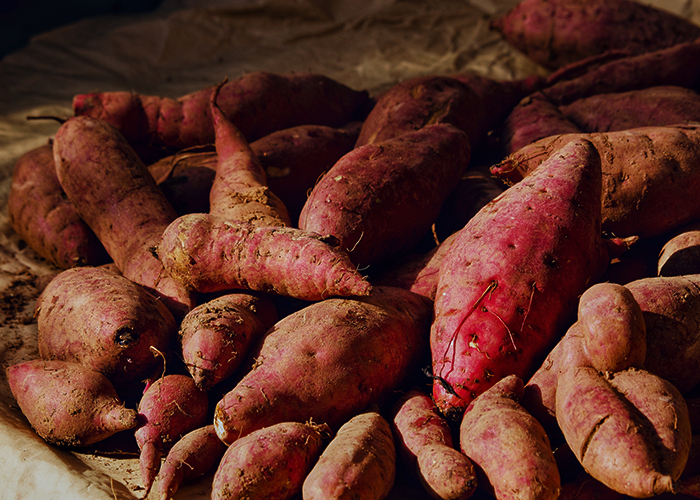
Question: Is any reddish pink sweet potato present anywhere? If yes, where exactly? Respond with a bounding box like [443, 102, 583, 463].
[460, 375, 560, 500]
[213, 286, 432, 445]
[157, 212, 371, 300]
[72, 71, 369, 150]
[7, 142, 108, 269]
[391, 388, 477, 500]
[490, 0, 700, 71]
[35, 265, 178, 392]
[431, 139, 606, 418]
[211, 421, 329, 500]
[6, 359, 138, 447]
[303, 411, 397, 500]
[657, 221, 700, 277]
[52, 115, 194, 318]
[178, 291, 278, 390]
[299, 122, 471, 268]
[135, 374, 209, 496]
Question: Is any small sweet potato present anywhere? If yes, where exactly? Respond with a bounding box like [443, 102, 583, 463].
[657, 221, 700, 277]
[6, 359, 138, 447]
[303, 411, 397, 500]
[460, 375, 560, 500]
[35, 265, 178, 392]
[211, 421, 329, 500]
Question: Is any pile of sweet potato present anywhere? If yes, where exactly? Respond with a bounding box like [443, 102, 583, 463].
[6, 0, 700, 499]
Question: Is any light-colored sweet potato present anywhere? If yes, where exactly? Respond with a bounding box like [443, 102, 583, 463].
[303, 411, 397, 500]
[157, 212, 371, 300]
[299, 122, 471, 268]
[211, 420, 329, 500]
[52, 115, 195, 318]
[431, 139, 606, 418]
[72, 71, 369, 150]
[460, 375, 560, 500]
[35, 265, 178, 392]
[213, 286, 432, 445]
[6, 359, 138, 447]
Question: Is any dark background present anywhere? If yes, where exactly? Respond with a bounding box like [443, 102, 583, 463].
[0, 0, 164, 59]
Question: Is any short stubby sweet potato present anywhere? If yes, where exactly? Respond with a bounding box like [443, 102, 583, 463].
[213, 286, 433, 445]
[431, 139, 606, 418]
[157, 212, 371, 301]
[490, 0, 700, 70]
[72, 71, 370, 150]
[303, 411, 397, 500]
[491, 125, 700, 239]
[211, 421, 329, 500]
[299, 123, 471, 268]
[7, 143, 108, 269]
[460, 375, 561, 500]
[6, 359, 138, 447]
[35, 265, 178, 392]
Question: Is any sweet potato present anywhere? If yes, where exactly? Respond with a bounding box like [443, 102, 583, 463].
[208, 81, 291, 227]
[391, 388, 477, 500]
[149, 149, 217, 215]
[211, 420, 329, 500]
[460, 375, 560, 500]
[135, 374, 209, 496]
[303, 411, 397, 500]
[6, 359, 138, 447]
[431, 139, 606, 418]
[299, 122, 471, 268]
[213, 286, 432, 445]
[491, 125, 700, 239]
[178, 291, 278, 390]
[7, 142, 108, 269]
[490, 0, 700, 71]
[52, 115, 195, 318]
[155, 425, 227, 500]
[657, 221, 700, 277]
[157, 212, 371, 300]
[35, 265, 178, 392]
[72, 71, 369, 150]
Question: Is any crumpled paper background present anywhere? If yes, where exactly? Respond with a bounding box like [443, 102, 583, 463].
[0, 0, 698, 498]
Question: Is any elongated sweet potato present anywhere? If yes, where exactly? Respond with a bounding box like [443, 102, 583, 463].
[460, 375, 560, 500]
[213, 286, 432, 445]
[211, 421, 329, 500]
[72, 71, 369, 150]
[6, 359, 138, 447]
[491, 125, 700, 239]
[431, 139, 606, 418]
[490, 0, 700, 70]
[303, 411, 397, 500]
[299, 123, 471, 268]
[7, 142, 108, 269]
[52, 115, 194, 318]
[35, 265, 178, 392]
[157, 212, 371, 300]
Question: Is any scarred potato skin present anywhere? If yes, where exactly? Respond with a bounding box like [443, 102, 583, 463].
[303, 411, 396, 500]
[460, 375, 561, 500]
[211, 421, 329, 500]
[35, 265, 178, 391]
[6, 359, 138, 447]
[213, 286, 432, 445]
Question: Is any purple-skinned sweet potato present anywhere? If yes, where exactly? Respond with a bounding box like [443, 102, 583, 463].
[157, 212, 371, 300]
[299, 122, 471, 268]
[460, 375, 560, 500]
[6, 359, 138, 447]
[72, 71, 369, 150]
[490, 0, 700, 71]
[212, 286, 432, 445]
[431, 139, 606, 419]
[211, 420, 330, 500]
[52, 115, 195, 318]
[135, 374, 209, 496]
[178, 291, 278, 390]
[35, 265, 178, 392]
